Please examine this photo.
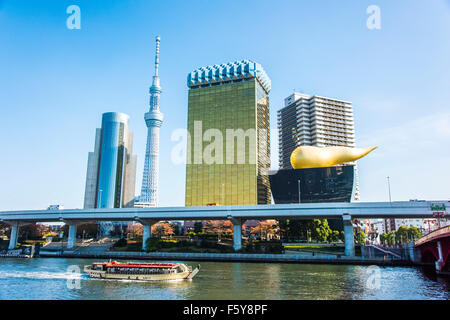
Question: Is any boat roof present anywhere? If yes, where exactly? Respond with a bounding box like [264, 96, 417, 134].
[92, 261, 178, 269]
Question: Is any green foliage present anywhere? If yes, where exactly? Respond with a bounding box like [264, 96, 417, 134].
[329, 230, 341, 242]
[354, 231, 366, 245]
[395, 226, 409, 243]
[279, 219, 339, 243]
[308, 219, 332, 242]
[113, 238, 127, 248]
[145, 237, 233, 253]
[380, 226, 422, 245]
[407, 227, 422, 241]
[0, 222, 10, 237]
[242, 240, 284, 254]
[76, 223, 98, 238]
[193, 222, 203, 234]
[171, 223, 181, 236]
[0, 239, 8, 250]
[186, 232, 219, 241]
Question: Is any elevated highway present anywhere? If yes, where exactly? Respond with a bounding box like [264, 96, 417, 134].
[1, 200, 446, 256]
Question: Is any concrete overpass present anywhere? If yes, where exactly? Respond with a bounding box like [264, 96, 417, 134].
[1, 200, 446, 256]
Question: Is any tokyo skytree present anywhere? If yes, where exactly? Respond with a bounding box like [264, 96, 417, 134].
[140, 36, 163, 206]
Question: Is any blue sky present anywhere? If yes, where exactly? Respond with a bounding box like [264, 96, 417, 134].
[0, 0, 449, 210]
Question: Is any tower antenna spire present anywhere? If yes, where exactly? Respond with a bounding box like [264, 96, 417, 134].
[154, 36, 160, 76]
[140, 35, 163, 208]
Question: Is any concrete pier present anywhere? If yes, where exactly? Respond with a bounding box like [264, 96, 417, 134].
[8, 223, 19, 250]
[67, 224, 77, 249]
[139, 219, 157, 251]
[230, 218, 243, 251]
[343, 214, 355, 256]
[142, 225, 151, 250]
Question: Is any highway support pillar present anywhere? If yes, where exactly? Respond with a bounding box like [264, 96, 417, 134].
[67, 224, 77, 249]
[136, 219, 158, 251]
[229, 217, 243, 251]
[8, 222, 19, 250]
[343, 214, 355, 256]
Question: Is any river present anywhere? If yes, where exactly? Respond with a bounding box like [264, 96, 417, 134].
[0, 258, 449, 300]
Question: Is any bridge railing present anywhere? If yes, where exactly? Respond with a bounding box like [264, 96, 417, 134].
[414, 226, 450, 247]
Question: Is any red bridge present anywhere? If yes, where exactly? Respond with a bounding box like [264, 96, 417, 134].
[415, 226, 450, 275]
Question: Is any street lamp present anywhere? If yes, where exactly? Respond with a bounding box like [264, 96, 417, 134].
[387, 176, 392, 203]
[59, 231, 64, 254]
[298, 179, 301, 204]
[221, 183, 224, 205]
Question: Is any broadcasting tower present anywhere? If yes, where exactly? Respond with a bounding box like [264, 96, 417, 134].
[140, 36, 163, 206]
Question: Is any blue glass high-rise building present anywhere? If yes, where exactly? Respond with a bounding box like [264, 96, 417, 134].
[83, 112, 137, 209]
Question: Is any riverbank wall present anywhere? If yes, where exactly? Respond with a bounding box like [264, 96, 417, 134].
[38, 249, 424, 267]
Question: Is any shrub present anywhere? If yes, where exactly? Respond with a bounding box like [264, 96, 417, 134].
[113, 238, 127, 248]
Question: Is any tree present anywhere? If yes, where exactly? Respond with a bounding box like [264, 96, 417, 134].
[354, 231, 366, 245]
[250, 220, 279, 240]
[114, 238, 127, 248]
[19, 223, 49, 241]
[308, 219, 331, 242]
[0, 222, 10, 237]
[407, 227, 422, 242]
[127, 223, 143, 238]
[110, 224, 127, 237]
[76, 223, 98, 239]
[151, 222, 174, 237]
[203, 220, 233, 240]
[171, 223, 181, 236]
[329, 230, 341, 242]
[395, 226, 409, 244]
[193, 222, 204, 234]
[386, 232, 395, 245]
[277, 219, 310, 241]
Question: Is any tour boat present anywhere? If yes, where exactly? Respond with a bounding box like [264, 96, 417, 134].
[84, 261, 200, 281]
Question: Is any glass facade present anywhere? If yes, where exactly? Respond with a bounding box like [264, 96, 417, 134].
[185, 78, 271, 206]
[97, 113, 127, 208]
[86, 112, 137, 209]
[268, 165, 355, 204]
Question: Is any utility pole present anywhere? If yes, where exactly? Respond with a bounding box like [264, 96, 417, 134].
[385, 176, 393, 234]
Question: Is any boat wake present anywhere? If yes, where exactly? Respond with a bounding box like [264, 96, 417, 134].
[0, 270, 88, 280]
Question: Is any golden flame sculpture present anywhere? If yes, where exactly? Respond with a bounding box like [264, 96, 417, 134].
[290, 146, 378, 169]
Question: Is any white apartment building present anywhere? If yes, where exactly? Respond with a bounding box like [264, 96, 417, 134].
[278, 92, 359, 199]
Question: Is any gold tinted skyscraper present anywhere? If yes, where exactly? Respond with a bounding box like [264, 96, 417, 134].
[185, 60, 271, 206]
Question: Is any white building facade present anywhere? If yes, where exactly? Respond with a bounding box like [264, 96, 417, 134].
[278, 92, 359, 199]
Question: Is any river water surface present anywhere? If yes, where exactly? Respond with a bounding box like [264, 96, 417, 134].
[0, 258, 449, 300]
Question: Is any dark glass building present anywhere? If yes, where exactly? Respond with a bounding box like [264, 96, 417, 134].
[269, 164, 355, 230]
[269, 164, 355, 204]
